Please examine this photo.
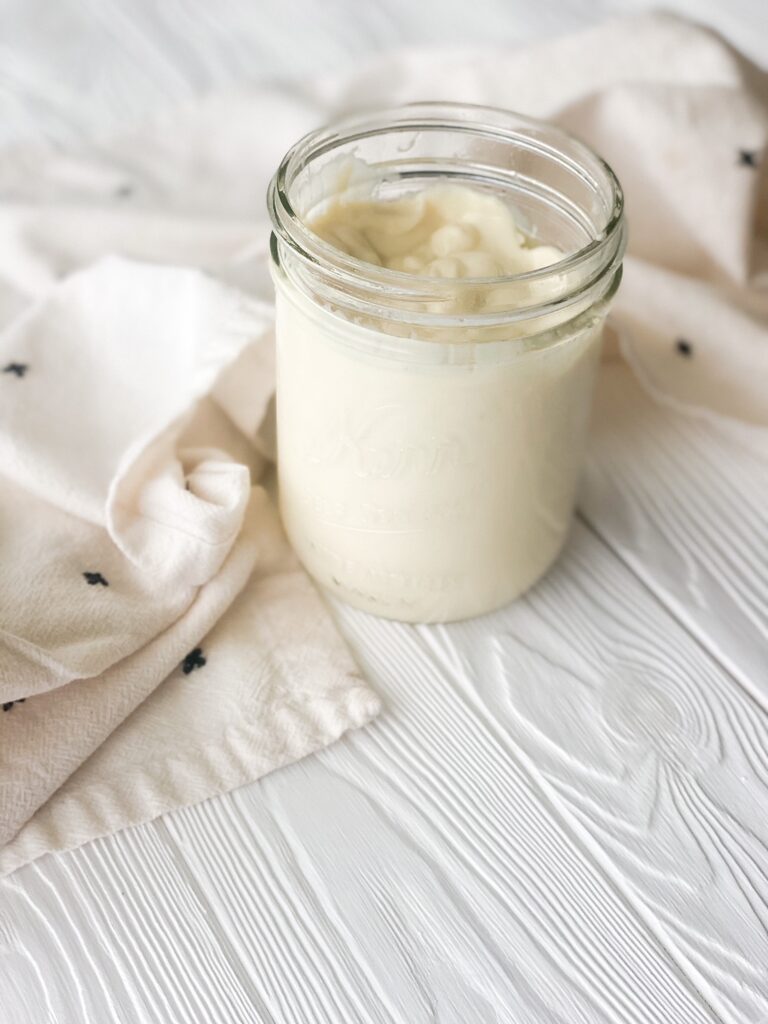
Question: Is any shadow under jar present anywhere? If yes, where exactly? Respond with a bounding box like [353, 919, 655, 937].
[267, 102, 626, 623]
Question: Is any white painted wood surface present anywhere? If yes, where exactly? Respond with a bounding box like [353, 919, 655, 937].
[1, 3, 767, 1022]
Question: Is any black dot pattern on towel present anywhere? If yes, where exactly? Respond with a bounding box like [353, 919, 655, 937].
[83, 571, 109, 586]
[675, 338, 693, 357]
[3, 699, 26, 712]
[3, 363, 28, 377]
[182, 648, 206, 674]
[738, 149, 759, 168]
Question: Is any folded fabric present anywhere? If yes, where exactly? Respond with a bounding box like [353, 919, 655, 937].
[0, 259, 380, 875]
[2, 260, 269, 691]
[2, 11, 767, 874]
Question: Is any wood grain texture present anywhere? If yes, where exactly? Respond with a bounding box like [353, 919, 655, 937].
[583, 365, 768, 704]
[165, 603, 715, 1024]
[1, 826, 270, 1024]
[421, 536, 768, 1021]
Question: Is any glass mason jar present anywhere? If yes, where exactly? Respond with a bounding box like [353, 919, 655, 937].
[267, 102, 625, 623]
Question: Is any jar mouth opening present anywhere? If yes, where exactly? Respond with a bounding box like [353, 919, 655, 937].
[267, 101, 626, 325]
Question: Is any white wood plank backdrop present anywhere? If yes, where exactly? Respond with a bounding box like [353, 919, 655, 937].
[1, 3, 767, 1022]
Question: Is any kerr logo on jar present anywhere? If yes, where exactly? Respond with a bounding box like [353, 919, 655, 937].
[303, 404, 472, 480]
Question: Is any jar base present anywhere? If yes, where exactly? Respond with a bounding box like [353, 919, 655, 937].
[310, 532, 570, 625]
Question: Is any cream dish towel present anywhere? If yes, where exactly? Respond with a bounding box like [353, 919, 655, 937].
[1, 12, 766, 874]
[0, 259, 380, 876]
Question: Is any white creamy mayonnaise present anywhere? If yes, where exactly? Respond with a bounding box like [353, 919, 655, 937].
[310, 183, 563, 285]
[274, 182, 604, 622]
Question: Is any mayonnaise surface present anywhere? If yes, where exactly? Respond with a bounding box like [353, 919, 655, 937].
[310, 183, 562, 286]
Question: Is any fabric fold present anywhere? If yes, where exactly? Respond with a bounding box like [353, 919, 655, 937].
[0, 255, 381, 875]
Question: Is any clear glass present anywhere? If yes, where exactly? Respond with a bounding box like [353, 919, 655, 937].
[267, 102, 625, 623]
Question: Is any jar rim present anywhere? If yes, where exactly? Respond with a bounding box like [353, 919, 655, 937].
[267, 101, 626, 327]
